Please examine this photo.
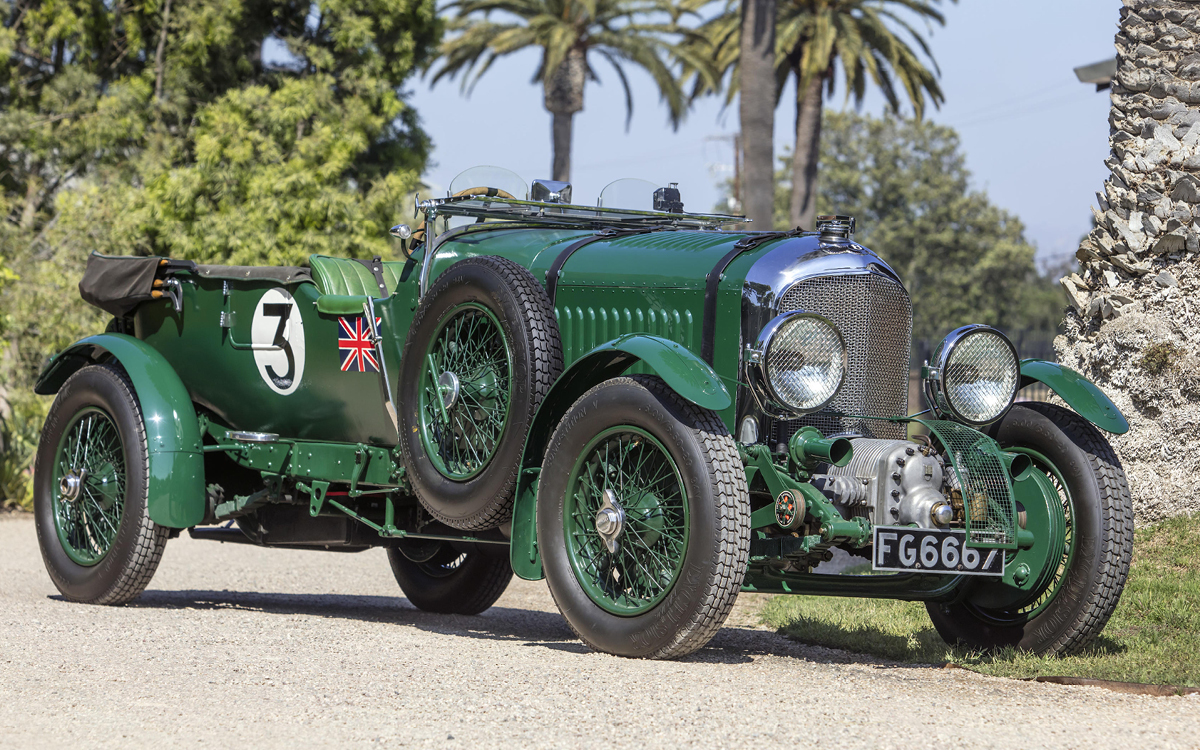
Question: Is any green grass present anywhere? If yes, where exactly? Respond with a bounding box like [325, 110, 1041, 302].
[760, 514, 1200, 687]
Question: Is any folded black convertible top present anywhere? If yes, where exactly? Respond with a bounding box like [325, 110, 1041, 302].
[78, 253, 165, 317]
[78, 253, 312, 317]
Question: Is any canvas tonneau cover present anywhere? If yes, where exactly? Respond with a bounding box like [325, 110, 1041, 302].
[78, 253, 312, 317]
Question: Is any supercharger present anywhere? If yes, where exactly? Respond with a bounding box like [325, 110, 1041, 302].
[810, 439, 956, 530]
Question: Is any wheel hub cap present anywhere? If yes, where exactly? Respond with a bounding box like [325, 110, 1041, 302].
[59, 469, 84, 503]
[594, 489, 626, 554]
[437, 371, 461, 410]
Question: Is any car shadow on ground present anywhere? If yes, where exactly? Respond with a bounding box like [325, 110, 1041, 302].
[101, 588, 943, 669]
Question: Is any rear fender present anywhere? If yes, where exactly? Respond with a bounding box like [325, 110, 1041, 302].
[1019, 359, 1129, 435]
[509, 334, 732, 580]
[36, 333, 205, 528]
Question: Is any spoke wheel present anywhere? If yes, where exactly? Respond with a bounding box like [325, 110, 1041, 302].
[387, 543, 512, 615]
[926, 402, 1133, 656]
[419, 303, 513, 480]
[565, 427, 690, 616]
[398, 256, 562, 531]
[964, 447, 1076, 623]
[52, 408, 127, 566]
[35, 363, 169, 605]
[538, 376, 751, 660]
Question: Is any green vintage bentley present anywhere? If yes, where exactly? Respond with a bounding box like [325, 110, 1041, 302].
[33, 166, 1133, 659]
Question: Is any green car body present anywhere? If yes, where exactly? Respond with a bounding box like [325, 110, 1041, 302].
[33, 178, 1132, 659]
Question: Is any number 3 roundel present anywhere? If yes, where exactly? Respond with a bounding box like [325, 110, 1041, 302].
[251, 288, 306, 395]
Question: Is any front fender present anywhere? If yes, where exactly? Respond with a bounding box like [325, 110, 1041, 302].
[36, 334, 205, 528]
[510, 334, 732, 580]
[1020, 359, 1129, 435]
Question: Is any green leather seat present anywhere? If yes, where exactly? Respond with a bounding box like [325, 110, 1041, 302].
[308, 254, 407, 297]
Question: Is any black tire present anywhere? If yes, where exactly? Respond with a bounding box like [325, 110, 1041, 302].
[399, 256, 561, 531]
[386, 544, 513, 615]
[926, 402, 1134, 655]
[34, 363, 169, 604]
[537, 376, 751, 659]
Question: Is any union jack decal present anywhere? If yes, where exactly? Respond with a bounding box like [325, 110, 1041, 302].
[338, 316, 381, 373]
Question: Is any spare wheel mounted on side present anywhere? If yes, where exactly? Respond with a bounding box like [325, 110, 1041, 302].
[399, 255, 562, 531]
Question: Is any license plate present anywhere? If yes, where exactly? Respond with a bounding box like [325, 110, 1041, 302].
[872, 526, 1005, 576]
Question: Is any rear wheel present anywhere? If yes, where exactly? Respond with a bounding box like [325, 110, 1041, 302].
[34, 364, 169, 604]
[386, 542, 512, 615]
[537, 376, 751, 659]
[926, 402, 1134, 655]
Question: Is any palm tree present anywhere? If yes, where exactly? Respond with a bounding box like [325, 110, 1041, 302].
[739, 0, 778, 229]
[430, 0, 713, 183]
[691, 0, 948, 229]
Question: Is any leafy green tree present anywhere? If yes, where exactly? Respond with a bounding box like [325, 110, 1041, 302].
[815, 111, 1060, 340]
[717, 111, 1063, 341]
[0, 0, 440, 507]
[690, 0, 947, 230]
[430, 0, 710, 182]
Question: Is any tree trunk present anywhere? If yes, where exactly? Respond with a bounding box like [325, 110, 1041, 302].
[738, 0, 777, 229]
[551, 112, 573, 182]
[544, 47, 586, 183]
[1056, 0, 1200, 523]
[154, 0, 172, 101]
[788, 73, 823, 230]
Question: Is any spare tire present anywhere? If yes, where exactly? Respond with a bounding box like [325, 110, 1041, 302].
[398, 256, 561, 530]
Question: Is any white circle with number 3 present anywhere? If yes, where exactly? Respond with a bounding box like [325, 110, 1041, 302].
[252, 288, 306, 395]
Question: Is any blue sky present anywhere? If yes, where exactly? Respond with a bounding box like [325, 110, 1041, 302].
[406, 0, 1122, 268]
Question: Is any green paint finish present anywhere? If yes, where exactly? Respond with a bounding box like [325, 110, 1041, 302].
[555, 292, 702, 363]
[52, 407, 126, 565]
[315, 294, 372, 315]
[34, 333, 205, 528]
[552, 231, 748, 290]
[1020, 359, 1129, 435]
[205, 420, 399, 487]
[135, 273, 402, 447]
[741, 444, 870, 546]
[431, 227, 590, 284]
[563, 426, 690, 616]
[510, 469, 542, 580]
[603, 334, 730, 410]
[511, 333, 729, 579]
[524, 334, 729, 473]
[418, 302, 513, 480]
[964, 446, 1076, 619]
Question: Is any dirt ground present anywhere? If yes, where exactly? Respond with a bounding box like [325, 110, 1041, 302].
[1, 513, 1196, 749]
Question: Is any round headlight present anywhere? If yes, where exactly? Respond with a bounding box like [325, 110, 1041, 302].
[753, 312, 847, 416]
[926, 325, 1019, 425]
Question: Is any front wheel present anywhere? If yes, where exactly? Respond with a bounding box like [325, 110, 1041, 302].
[926, 402, 1134, 655]
[34, 363, 169, 604]
[537, 376, 751, 659]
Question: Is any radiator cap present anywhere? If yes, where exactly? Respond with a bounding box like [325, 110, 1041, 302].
[816, 215, 855, 241]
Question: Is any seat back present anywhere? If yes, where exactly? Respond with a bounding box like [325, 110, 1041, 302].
[309, 255, 406, 297]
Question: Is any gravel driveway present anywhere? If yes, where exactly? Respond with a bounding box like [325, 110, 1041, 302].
[1, 513, 1196, 749]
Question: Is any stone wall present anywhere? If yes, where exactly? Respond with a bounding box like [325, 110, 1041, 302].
[1057, 0, 1200, 523]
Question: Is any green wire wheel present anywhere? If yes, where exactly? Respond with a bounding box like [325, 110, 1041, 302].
[399, 256, 562, 531]
[563, 426, 690, 616]
[418, 302, 513, 481]
[34, 363, 169, 605]
[960, 446, 1076, 623]
[51, 407, 127, 566]
[927, 402, 1133, 656]
[538, 376, 750, 660]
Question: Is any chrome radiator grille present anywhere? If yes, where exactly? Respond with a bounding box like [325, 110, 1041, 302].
[773, 273, 912, 441]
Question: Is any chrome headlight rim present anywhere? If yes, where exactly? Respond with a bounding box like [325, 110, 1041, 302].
[924, 324, 1020, 427]
[748, 310, 847, 419]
